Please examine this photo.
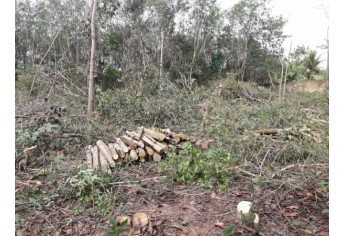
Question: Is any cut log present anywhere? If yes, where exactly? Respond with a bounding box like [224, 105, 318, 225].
[255, 129, 284, 136]
[96, 140, 115, 168]
[175, 133, 189, 141]
[145, 146, 155, 156]
[113, 143, 125, 159]
[99, 151, 112, 174]
[141, 134, 165, 154]
[162, 128, 174, 137]
[157, 142, 169, 153]
[116, 138, 129, 153]
[138, 127, 144, 139]
[143, 128, 166, 141]
[152, 152, 161, 162]
[108, 143, 119, 160]
[86, 145, 93, 169]
[91, 146, 99, 168]
[189, 136, 197, 143]
[195, 139, 214, 151]
[129, 150, 138, 161]
[171, 136, 180, 143]
[137, 147, 146, 162]
[125, 131, 145, 148]
[121, 135, 139, 149]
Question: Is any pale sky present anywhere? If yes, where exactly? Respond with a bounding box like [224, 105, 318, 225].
[218, 0, 329, 68]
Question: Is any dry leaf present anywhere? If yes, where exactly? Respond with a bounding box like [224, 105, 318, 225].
[172, 223, 189, 234]
[177, 233, 187, 236]
[182, 205, 201, 214]
[284, 212, 299, 217]
[132, 212, 149, 228]
[148, 220, 153, 234]
[211, 192, 217, 199]
[215, 221, 226, 229]
[286, 205, 300, 210]
[301, 229, 313, 234]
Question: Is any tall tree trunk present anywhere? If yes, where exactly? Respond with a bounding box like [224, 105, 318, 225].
[139, 32, 146, 95]
[279, 58, 284, 102]
[240, 38, 248, 82]
[87, 0, 97, 118]
[31, 32, 35, 65]
[283, 42, 292, 96]
[326, 26, 329, 80]
[159, 29, 164, 89]
[188, 20, 201, 87]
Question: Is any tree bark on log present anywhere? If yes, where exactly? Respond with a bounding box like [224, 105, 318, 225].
[125, 131, 145, 148]
[96, 140, 115, 167]
[91, 146, 99, 168]
[113, 143, 125, 159]
[108, 143, 119, 160]
[121, 135, 139, 149]
[137, 147, 146, 162]
[116, 138, 129, 153]
[142, 128, 166, 141]
[255, 129, 284, 135]
[145, 146, 155, 156]
[141, 134, 165, 154]
[86, 145, 93, 169]
[153, 152, 161, 162]
[129, 150, 138, 161]
[99, 151, 112, 174]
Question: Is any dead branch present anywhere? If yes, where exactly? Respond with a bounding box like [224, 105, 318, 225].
[109, 176, 167, 185]
[280, 163, 328, 172]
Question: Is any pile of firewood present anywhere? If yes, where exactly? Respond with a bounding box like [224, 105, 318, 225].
[85, 127, 214, 174]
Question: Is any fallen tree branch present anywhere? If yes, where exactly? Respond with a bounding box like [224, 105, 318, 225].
[109, 176, 167, 185]
[254, 182, 285, 203]
[280, 163, 328, 172]
[235, 167, 257, 177]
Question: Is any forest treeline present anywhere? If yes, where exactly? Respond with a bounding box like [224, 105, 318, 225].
[15, 0, 327, 96]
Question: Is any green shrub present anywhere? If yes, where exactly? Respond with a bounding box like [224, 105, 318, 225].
[158, 142, 239, 190]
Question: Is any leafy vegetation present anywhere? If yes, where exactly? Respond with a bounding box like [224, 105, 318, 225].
[15, 0, 328, 235]
[159, 142, 238, 190]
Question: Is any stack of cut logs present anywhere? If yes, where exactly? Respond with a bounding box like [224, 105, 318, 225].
[85, 127, 214, 174]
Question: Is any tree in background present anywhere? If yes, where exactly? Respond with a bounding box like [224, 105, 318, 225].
[303, 50, 321, 80]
